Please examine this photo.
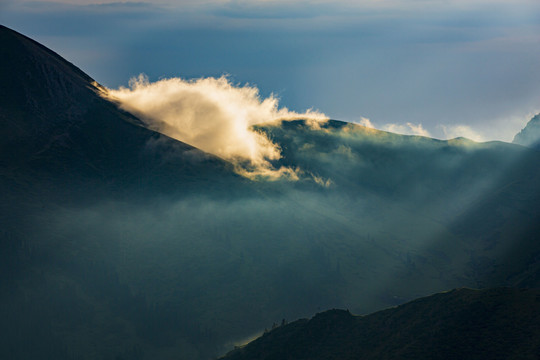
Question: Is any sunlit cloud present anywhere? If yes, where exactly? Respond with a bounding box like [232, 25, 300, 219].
[439, 125, 484, 142]
[356, 117, 375, 128]
[354, 117, 433, 137]
[352, 113, 538, 143]
[381, 122, 432, 137]
[106, 74, 327, 179]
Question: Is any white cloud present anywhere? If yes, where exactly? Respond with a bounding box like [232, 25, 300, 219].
[439, 125, 485, 142]
[106, 74, 327, 179]
[381, 122, 432, 137]
[356, 117, 375, 128]
[437, 111, 540, 143]
[353, 112, 539, 143]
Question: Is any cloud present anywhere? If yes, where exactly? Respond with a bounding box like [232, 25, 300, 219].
[439, 124, 485, 142]
[353, 117, 433, 137]
[212, 1, 340, 20]
[354, 115, 534, 143]
[356, 117, 375, 128]
[106, 74, 327, 179]
[381, 122, 432, 137]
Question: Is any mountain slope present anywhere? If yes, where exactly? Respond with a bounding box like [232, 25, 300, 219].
[260, 119, 540, 290]
[0, 25, 251, 360]
[0, 24, 241, 199]
[220, 288, 540, 360]
[513, 113, 540, 149]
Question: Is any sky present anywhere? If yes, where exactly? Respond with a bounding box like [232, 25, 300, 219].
[1, 0, 540, 141]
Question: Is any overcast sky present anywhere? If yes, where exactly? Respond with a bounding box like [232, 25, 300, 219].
[2, 0, 540, 141]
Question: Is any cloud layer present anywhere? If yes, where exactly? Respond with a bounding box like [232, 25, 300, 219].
[107, 75, 327, 178]
[357, 117, 486, 141]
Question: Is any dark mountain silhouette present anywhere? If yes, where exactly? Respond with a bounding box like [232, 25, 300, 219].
[0, 24, 242, 201]
[2, 25, 540, 360]
[220, 287, 540, 360]
[513, 113, 540, 149]
[0, 25, 248, 360]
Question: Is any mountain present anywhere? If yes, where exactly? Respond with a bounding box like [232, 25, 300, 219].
[2, 25, 540, 360]
[259, 120, 540, 289]
[0, 24, 243, 201]
[513, 113, 540, 149]
[220, 287, 540, 360]
[0, 25, 249, 360]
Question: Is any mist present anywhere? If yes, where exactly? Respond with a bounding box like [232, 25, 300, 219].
[107, 75, 327, 178]
[3, 117, 538, 360]
[6, 188, 455, 359]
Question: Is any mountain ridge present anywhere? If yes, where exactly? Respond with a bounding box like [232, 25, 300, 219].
[513, 113, 540, 149]
[220, 287, 540, 360]
[0, 24, 244, 200]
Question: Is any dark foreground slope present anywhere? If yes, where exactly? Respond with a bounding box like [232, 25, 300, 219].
[221, 288, 540, 360]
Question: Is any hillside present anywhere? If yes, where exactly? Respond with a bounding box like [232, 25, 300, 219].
[221, 288, 540, 360]
[259, 120, 540, 290]
[513, 113, 540, 149]
[0, 24, 242, 200]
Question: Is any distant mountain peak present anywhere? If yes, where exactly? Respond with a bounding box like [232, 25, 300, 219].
[513, 113, 540, 149]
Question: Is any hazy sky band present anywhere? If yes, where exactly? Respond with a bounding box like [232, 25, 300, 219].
[1, 0, 539, 141]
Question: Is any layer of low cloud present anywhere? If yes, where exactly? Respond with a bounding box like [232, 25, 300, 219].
[381, 122, 432, 137]
[439, 125, 485, 142]
[355, 114, 540, 142]
[357, 118, 432, 137]
[107, 75, 327, 178]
